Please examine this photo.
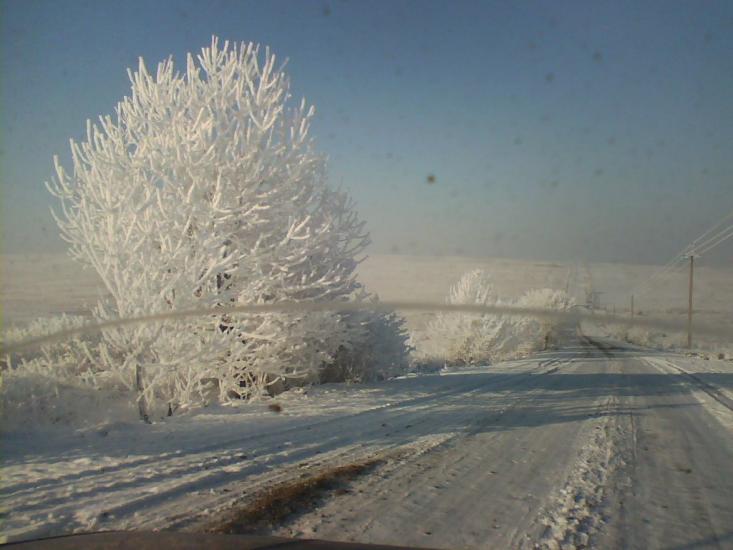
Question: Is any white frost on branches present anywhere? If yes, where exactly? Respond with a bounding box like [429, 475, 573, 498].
[424, 270, 574, 366]
[37, 37, 407, 416]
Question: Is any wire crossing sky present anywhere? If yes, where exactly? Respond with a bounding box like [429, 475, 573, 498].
[1, 0, 732, 265]
[633, 208, 733, 299]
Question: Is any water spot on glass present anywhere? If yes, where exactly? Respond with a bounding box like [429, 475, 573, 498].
[592, 51, 603, 63]
[426, 174, 436, 184]
[545, 72, 555, 83]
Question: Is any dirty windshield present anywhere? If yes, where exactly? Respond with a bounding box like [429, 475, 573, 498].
[2, 1, 732, 548]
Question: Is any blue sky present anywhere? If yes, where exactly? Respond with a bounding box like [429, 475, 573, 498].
[2, 0, 732, 264]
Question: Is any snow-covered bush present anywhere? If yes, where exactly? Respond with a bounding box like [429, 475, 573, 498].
[1, 368, 138, 429]
[2, 316, 100, 383]
[423, 270, 573, 366]
[35, 37, 406, 415]
[322, 295, 412, 383]
[1, 316, 139, 427]
[509, 288, 575, 354]
[423, 270, 500, 365]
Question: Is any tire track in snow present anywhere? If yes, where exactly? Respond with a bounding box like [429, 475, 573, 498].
[643, 356, 733, 413]
[143, 358, 575, 532]
[2, 358, 554, 499]
[270, 340, 601, 548]
[3, 357, 573, 541]
[534, 393, 627, 549]
[533, 337, 632, 549]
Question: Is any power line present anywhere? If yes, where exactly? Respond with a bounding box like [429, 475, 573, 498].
[636, 261, 688, 299]
[632, 207, 733, 298]
[635, 254, 689, 297]
[688, 208, 733, 250]
[694, 225, 733, 256]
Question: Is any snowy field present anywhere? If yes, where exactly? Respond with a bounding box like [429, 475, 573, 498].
[2, 253, 733, 547]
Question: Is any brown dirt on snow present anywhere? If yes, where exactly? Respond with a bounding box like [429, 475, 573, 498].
[207, 458, 384, 534]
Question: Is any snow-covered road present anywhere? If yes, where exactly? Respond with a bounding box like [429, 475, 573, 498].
[274, 335, 733, 549]
[3, 329, 733, 548]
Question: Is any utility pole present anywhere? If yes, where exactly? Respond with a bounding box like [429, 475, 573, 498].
[687, 254, 695, 349]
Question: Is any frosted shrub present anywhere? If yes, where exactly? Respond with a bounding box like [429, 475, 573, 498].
[424, 270, 502, 365]
[1, 316, 138, 426]
[424, 271, 573, 365]
[323, 295, 412, 383]
[2, 316, 101, 384]
[358, 309, 412, 380]
[41, 37, 407, 414]
[509, 288, 574, 354]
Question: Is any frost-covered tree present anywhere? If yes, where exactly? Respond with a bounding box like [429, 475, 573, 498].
[424, 270, 500, 365]
[499, 287, 574, 356]
[46, 37, 407, 413]
[424, 270, 573, 366]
